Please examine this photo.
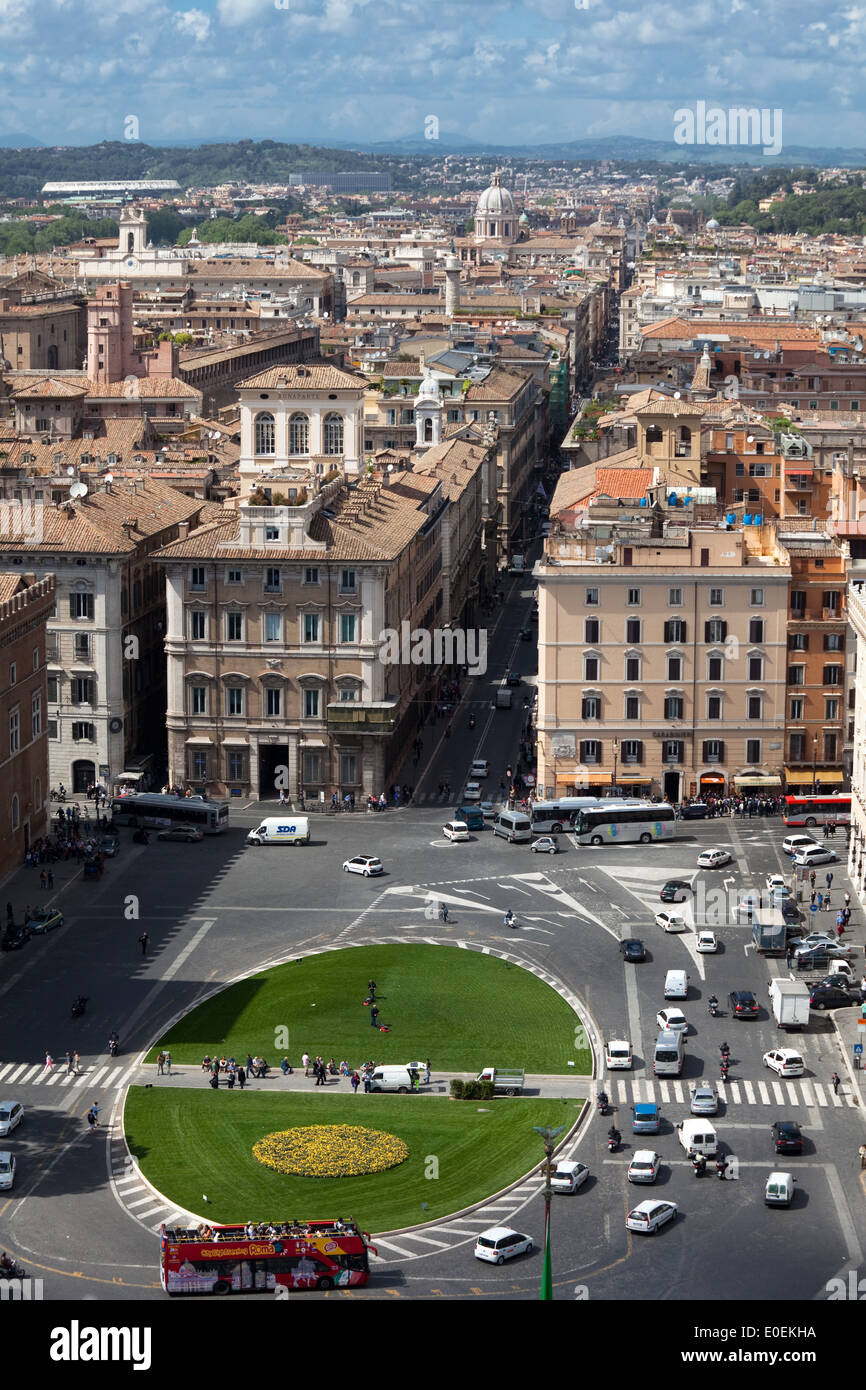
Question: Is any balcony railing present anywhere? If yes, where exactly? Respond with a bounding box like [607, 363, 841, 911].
[326, 703, 399, 735]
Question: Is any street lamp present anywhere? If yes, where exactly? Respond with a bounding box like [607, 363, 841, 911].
[533, 1122, 566, 1300]
[812, 734, 818, 796]
[612, 737, 619, 797]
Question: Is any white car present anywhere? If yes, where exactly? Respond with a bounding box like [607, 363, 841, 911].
[550, 1160, 589, 1193]
[656, 1007, 688, 1034]
[763, 1048, 805, 1079]
[783, 834, 819, 856]
[342, 855, 383, 877]
[792, 847, 839, 868]
[605, 1039, 633, 1070]
[689, 1084, 718, 1116]
[474, 1226, 533, 1265]
[696, 930, 718, 954]
[697, 848, 732, 869]
[628, 1150, 661, 1184]
[0, 1101, 23, 1137]
[530, 836, 558, 855]
[442, 821, 470, 842]
[765, 874, 790, 903]
[626, 1199, 678, 1234]
[469, 760, 489, 779]
[0, 1151, 15, 1191]
[462, 781, 482, 802]
[655, 911, 687, 933]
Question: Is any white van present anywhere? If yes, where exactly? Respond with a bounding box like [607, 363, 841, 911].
[605, 1039, 633, 1070]
[368, 1064, 422, 1093]
[765, 1171, 795, 1207]
[492, 810, 532, 843]
[676, 1118, 718, 1157]
[663, 969, 689, 1000]
[247, 816, 310, 846]
[653, 1029, 684, 1076]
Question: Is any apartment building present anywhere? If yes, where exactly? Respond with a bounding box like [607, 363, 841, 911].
[237, 362, 368, 494]
[536, 501, 790, 802]
[846, 572, 866, 903]
[0, 573, 54, 879]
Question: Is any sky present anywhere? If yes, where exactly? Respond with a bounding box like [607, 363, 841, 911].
[2, 0, 866, 152]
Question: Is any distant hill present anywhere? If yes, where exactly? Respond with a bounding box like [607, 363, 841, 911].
[0, 133, 44, 149]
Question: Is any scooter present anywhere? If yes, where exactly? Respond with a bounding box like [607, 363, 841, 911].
[0, 1260, 25, 1279]
[720, 1060, 729, 1081]
[504, 912, 518, 929]
[692, 1153, 707, 1178]
[607, 1129, 621, 1152]
[716, 1157, 728, 1180]
[108, 1033, 119, 1057]
[468, 715, 476, 730]
[708, 998, 719, 1017]
[596, 1092, 610, 1117]
[71, 995, 88, 1019]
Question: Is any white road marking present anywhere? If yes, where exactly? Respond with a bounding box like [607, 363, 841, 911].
[758, 1082, 770, 1104]
[728, 1082, 741, 1103]
[743, 1080, 756, 1104]
[772, 1082, 784, 1103]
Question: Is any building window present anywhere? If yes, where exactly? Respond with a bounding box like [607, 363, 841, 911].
[748, 655, 764, 680]
[704, 618, 727, 642]
[668, 587, 683, 606]
[191, 686, 207, 715]
[663, 739, 684, 763]
[664, 619, 686, 643]
[789, 697, 804, 720]
[664, 694, 684, 720]
[69, 593, 94, 620]
[625, 617, 641, 643]
[746, 739, 761, 764]
[191, 611, 206, 640]
[71, 677, 92, 704]
[585, 587, 599, 606]
[47, 675, 58, 703]
[72, 721, 95, 741]
[10, 795, 19, 831]
[824, 633, 844, 652]
[48, 718, 58, 740]
[227, 568, 242, 585]
[264, 613, 282, 642]
[580, 739, 600, 764]
[74, 633, 90, 660]
[265, 567, 281, 592]
[708, 588, 724, 606]
[584, 617, 600, 643]
[189, 751, 209, 783]
[582, 695, 601, 719]
[667, 656, 682, 681]
[788, 633, 808, 652]
[227, 687, 243, 716]
[323, 413, 344, 455]
[339, 687, 357, 702]
[825, 698, 839, 720]
[340, 614, 357, 643]
[340, 569, 357, 594]
[823, 664, 842, 686]
[254, 412, 275, 455]
[703, 739, 724, 763]
[790, 590, 806, 615]
[707, 694, 722, 720]
[823, 590, 840, 617]
[303, 613, 320, 643]
[824, 732, 838, 761]
[339, 752, 358, 785]
[265, 526, 280, 543]
[303, 750, 323, 784]
[304, 688, 320, 718]
[190, 566, 206, 591]
[265, 687, 282, 717]
[625, 694, 640, 720]
[788, 664, 805, 687]
[747, 693, 763, 719]
[627, 588, 641, 606]
[622, 739, 642, 764]
[748, 618, 765, 642]
[707, 654, 723, 681]
[625, 655, 640, 681]
[750, 588, 764, 606]
[9, 710, 19, 755]
[8, 663, 15, 688]
[226, 751, 247, 782]
[31, 693, 41, 738]
[289, 413, 309, 455]
[226, 612, 243, 641]
[304, 567, 320, 585]
[584, 654, 599, 681]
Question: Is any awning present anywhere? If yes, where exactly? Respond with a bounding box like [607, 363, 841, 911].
[700, 774, 726, 784]
[617, 776, 652, 785]
[585, 773, 615, 785]
[783, 768, 844, 786]
[734, 774, 781, 789]
[185, 736, 214, 745]
[816, 770, 845, 785]
[220, 738, 249, 746]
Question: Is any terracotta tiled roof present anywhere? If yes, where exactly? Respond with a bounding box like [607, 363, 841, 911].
[0, 573, 25, 603]
[238, 362, 367, 391]
[634, 398, 708, 418]
[464, 366, 529, 401]
[9, 376, 88, 399]
[640, 316, 822, 346]
[86, 377, 199, 400]
[593, 466, 655, 500]
[0, 477, 205, 555]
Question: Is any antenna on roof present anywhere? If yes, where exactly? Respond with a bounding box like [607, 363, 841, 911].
[69, 481, 88, 501]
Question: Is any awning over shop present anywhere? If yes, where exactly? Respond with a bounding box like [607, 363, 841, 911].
[734, 774, 782, 789]
[783, 769, 844, 786]
[585, 774, 615, 785]
[618, 776, 652, 785]
[700, 774, 725, 784]
[815, 770, 845, 785]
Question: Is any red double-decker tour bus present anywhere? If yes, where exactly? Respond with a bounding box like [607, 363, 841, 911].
[160, 1219, 374, 1295]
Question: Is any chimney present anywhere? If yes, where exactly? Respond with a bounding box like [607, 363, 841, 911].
[178, 520, 190, 541]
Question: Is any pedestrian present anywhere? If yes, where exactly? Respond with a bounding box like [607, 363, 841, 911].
[246, 1053, 254, 1077]
[860, 1144, 866, 1171]
[73, 1050, 80, 1074]
[838, 922, 845, 940]
[227, 1068, 235, 1089]
[363, 1071, 372, 1093]
[786, 944, 794, 968]
[44, 1051, 54, 1071]
[40, 869, 46, 890]
[441, 903, 449, 923]
[86, 1108, 97, 1131]
[810, 891, 816, 906]
[302, 1051, 311, 1076]
[47, 870, 54, 889]
[844, 908, 852, 926]
[425, 1057, 431, 1083]
[845, 892, 851, 909]
[832, 1071, 841, 1095]
[89, 1102, 101, 1126]
[280, 1057, 290, 1076]
[138, 931, 149, 956]
[351, 1070, 360, 1094]
[64, 1050, 73, 1075]
[810, 871, 816, 891]
[157, 1050, 165, 1075]
[209, 1071, 219, 1090]
[370, 1005, 379, 1028]
[164, 1050, 172, 1075]
[816, 892, 824, 911]
[827, 872, 834, 889]
[413, 1070, 421, 1092]
[315, 1061, 326, 1086]
[824, 893, 832, 911]
[367, 979, 376, 1002]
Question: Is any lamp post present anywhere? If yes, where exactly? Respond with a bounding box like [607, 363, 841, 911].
[533, 1122, 566, 1300]
[612, 737, 619, 797]
[812, 734, 818, 796]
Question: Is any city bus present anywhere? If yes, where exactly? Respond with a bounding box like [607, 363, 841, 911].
[110, 792, 229, 834]
[574, 802, 677, 846]
[530, 798, 602, 833]
[160, 1219, 374, 1295]
[782, 794, 850, 828]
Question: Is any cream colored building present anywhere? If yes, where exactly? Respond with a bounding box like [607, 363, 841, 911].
[847, 571, 866, 902]
[237, 362, 368, 494]
[536, 504, 790, 802]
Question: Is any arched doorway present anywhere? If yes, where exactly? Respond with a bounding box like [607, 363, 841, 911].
[46, 345, 58, 369]
[72, 759, 95, 794]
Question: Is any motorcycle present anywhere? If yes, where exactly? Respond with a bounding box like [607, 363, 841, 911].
[708, 998, 719, 1017]
[0, 1260, 25, 1280]
[692, 1153, 707, 1177]
[108, 1033, 119, 1057]
[720, 1060, 729, 1080]
[596, 1091, 609, 1117]
[71, 995, 88, 1019]
[716, 1157, 728, 1180]
[468, 716, 476, 730]
[504, 911, 518, 929]
[607, 1129, 620, 1152]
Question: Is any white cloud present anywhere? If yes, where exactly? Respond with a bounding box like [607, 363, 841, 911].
[176, 8, 211, 42]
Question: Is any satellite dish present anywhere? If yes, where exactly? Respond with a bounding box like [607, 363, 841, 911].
[753, 352, 761, 359]
[763, 350, 771, 358]
[69, 481, 88, 500]
[66, 465, 76, 477]
[746, 435, 755, 443]
[104, 472, 114, 484]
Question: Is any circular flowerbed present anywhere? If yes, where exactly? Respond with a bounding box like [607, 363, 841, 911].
[253, 1125, 409, 1178]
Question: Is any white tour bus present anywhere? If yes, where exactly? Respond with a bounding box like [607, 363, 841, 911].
[110, 792, 229, 834]
[529, 798, 602, 833]
[574, 801, 676, 846]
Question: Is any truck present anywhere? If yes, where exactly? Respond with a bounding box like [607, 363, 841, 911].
[495, 688, 513, 709]
[769, 978, 811, 1031]
[246, 816, 310, 846]
[752, 908, 786, 955]
[476, 1067, 525, 1096]
[806, 959, 856, 987]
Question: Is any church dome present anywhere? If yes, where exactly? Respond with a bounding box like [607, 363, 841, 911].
[416, 369, 442, 403]
[706, 217, 720, 230]
[475, 170, 516, 219]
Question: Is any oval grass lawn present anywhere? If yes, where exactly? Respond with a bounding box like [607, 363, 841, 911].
[124, 1087, 580, 1231]
[146, 944, 588, 1075]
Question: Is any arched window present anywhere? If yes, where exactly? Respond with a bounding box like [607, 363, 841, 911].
[424, 416, 433, 441]
[254, 412, 275, 455]
[323, 413, 344, 455]
[352, 271, 361, 286]
[645, 424, 663, 444]
[289, 413, 309, 455]
[10, 795, 19, 831]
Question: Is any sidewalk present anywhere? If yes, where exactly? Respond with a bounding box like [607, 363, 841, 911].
[833, 1000, 866, 1108]
[131, 1064, 592, 1099]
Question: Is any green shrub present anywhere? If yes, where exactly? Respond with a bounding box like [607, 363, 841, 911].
[450, 1078, 465, 1099]
[478, 1081, 495, 1101]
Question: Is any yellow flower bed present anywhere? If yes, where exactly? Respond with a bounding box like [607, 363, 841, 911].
[253, 1125, 409, 1178]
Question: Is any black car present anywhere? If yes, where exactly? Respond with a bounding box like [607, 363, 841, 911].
[781, 899, 801, 924]
[660, 879, 691, 903]
[809, 982, 856, 1011]
[728, 990, 759, 1019]
[505, 671, 522, 688]
[772, 1121, 803, 1155]
[620, 938, 646, 963]
[0, 924, 29, 952]
[679, 803, 708, 820]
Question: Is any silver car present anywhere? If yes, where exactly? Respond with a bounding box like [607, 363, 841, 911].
[689, 1084, 718, 1116]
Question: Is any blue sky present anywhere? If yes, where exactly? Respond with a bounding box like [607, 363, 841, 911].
[2, 0, 865, 151]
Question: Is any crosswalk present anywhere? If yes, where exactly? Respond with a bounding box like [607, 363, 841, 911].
[613, 1076, 857, 1109]
[0, 1059, 139, 1091]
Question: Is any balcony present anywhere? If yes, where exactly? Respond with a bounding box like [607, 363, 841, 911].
[326, 702, 399, 736]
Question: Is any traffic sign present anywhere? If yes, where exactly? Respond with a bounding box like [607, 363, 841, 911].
[810, 903, 818, 913]
[855, 1044, 863, 1055]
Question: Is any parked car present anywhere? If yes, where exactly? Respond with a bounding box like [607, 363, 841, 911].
[619, 938, 646, 962]
[157, 826, 203, 843]
[656, 911, 687, 933]
[728, 989, 759, 1019]
[660, 879, 691, 903]
[697, 848, 731, 869]
[626, 1199, 678, 1234]
[763, 1049, 805, 1079]
[342, 855, 384, 877]
[679, 803, 708, 820]
[772, 1120, 803, 1155]
[530, 836, 558, 855]
[809, 982, 857, 1011]
[0, 1152, 15, 1191]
